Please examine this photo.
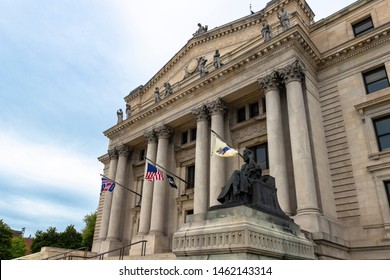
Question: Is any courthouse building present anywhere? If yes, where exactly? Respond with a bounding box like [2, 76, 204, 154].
[92, 0, 390, 259]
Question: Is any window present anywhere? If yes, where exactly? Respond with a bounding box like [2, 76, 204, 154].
[353, 16, 374, 37]
[262, 97, 267, 113]
[373, 116, 390, 151]
[385, 181, 390, 206]
[249, 143, 269, 169]
[181, 131, 188, 144]
[139, 149, 145, 161]
[249, 102, 259, 118]
[363, 66, 390, 94]
[237, 107, 246, 123]
[186, 165, 195, 189]
[190, 128, 197, 141]
[185, 209, 194, 223]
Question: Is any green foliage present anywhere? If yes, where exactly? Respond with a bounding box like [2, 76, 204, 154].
[31, 227, 60, 253]
[58, 225, 82, 249]
[0, 219, 13, 260]
[81, 212, 96, 250]
[11, 236, 26, 258]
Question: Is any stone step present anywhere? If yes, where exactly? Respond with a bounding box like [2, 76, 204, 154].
[105, 253, 177, 260]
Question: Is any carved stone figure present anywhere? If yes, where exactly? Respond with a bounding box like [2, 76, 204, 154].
[154, 87, 161, 103]
[213, 50, 223, 68]
[164, 82, 173, 96]
[117, 109, 123, 123]
[214, 148, 290, 220]
[278, 7, 290, 31]
[261, 21, 272, 42]
[126, 104, 131, 118]
[193, 23, 208, 36]
[197, 56, 209, 77]
[217, 149, 262, 204]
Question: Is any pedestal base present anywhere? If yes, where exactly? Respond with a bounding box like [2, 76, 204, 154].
[172, 206, 315, 260]
[130, 234, 170, 255]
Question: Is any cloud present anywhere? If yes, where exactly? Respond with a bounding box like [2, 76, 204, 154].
[0, 129, 101, 196]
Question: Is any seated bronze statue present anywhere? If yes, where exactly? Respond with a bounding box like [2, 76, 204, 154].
[217, 149, 262, 204]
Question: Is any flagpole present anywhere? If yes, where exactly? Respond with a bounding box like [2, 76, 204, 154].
[211, 129, 244, 159]
[145, 157, 191, 187]
[100, 174, 142, 197]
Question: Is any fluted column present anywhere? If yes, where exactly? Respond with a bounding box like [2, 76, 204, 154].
[207, 98, 227, 207]
[149, 125, 173, 235]
[138, 130, 158, 235]
[106, 144, 131, 241]
[259, 72, 292, 215]
[281, 60, 320, 216]
[98, 149, 118, 241]
[192, 105, 210, 214]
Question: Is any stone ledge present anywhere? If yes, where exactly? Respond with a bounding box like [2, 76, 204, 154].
[172, 206, 315, 260]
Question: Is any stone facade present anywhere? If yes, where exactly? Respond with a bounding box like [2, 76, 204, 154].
[93, 0, 390, 259]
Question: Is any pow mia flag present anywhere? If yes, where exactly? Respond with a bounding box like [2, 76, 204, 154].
[167, 174, 178, 189]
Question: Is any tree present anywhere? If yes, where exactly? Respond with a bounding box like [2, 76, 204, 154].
[31, 227, 60, 253]
[58, 225, 82, 249]
[81, 212, 96, 250]
[11, 236, 26, 258]
[0, 219, 13, 260]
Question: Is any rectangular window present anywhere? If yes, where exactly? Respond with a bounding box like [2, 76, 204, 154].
[384, 181, 390, 206]
[249, 143, 269, 170]
[373, 116, 390, 151]
[185, 209, 194, 223]
[139, 149, 145, 161]
[237, 107, 246, 123]
[190, 128, 197, 141]
[363, 66, 389, 94]
[186, 165, 195, 189]
[353, 16, 374, 37]
[181, 131, 188, 144]
[249, 102, 259, 118]
[262, 97, 267, 113]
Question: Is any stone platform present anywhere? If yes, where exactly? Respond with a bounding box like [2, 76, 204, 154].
[172, 205, 316, 260]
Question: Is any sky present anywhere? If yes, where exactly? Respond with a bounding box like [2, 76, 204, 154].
[0, 0, 356, 238]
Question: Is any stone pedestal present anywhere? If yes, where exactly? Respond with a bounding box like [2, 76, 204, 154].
[172, 206, 315, 260]
[130, 234, 169, 255]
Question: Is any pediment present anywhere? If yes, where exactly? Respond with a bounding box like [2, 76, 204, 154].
[125, 14, 264, 106]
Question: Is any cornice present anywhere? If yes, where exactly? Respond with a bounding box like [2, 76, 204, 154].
[354, 94, 390, 115]
[317, 23, 390, 70]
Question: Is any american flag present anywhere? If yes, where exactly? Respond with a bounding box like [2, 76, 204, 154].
[145, 162, 164, 181]
[101, 177, 115, 193]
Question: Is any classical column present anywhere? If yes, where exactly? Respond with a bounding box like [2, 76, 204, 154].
[281, 60, 320, 216]
[259, 72, 292, 215]
[149, 125, 173, 235]
[138, 130, 158, 235]
[192, 105, 210, 214]
[207, 98, 227, 207]
[98, 149, 118, 241]
[106, 144, 131, 241]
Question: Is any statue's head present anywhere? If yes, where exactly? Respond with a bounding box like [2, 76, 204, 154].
[243, 149, 254, 161]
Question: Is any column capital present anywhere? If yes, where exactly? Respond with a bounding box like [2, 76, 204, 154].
[116, 144, 131, 157]
[155, 124, 173, 139]
[192, 105, 209, 122]
[207, 98, 226, 116]
[108, 148, 118, 160]
[280, 60, 305, 84]
[258, 71, 281, 93]
[143, 130, 157, 143]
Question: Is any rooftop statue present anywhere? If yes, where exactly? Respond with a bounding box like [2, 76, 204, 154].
[193, 23, 208, 36]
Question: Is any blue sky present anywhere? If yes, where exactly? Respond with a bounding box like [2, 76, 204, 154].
[0, 0, 355, 238]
